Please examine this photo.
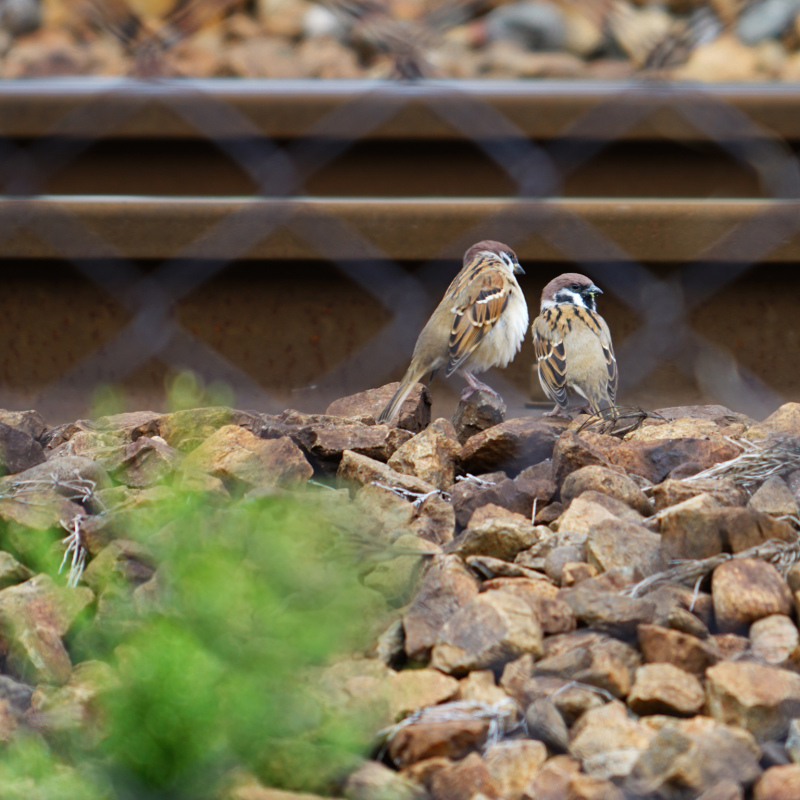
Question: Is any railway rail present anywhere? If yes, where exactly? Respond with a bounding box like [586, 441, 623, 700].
[1, 78, 799, 421]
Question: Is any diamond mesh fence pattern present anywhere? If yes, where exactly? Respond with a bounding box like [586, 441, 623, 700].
[1, 1, 800, 422]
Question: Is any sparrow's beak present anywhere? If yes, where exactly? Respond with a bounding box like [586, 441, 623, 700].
[514, 259, 525, 275]
[586, 284, 602, 297]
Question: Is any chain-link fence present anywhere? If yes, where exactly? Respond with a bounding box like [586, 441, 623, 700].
[1, 0, 800, 423]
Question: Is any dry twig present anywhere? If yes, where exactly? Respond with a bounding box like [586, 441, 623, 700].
[624, 534, 800, 599]
[686, 436, 800, 492]
[377, 698, 524, 762]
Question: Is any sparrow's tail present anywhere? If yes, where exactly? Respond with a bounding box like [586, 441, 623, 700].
[589, 391, 618, 421]
[377, 369, 424, 425]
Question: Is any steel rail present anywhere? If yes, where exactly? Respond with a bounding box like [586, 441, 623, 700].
[2, 196, 799, 262]
[1, 78, 800, 139]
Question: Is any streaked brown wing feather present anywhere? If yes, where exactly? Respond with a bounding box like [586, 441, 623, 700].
[445, 263, 509, 376]
[533, 310, 568, 408]
[579, 307, 618, 404]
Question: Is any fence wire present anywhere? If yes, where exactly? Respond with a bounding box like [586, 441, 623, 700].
[0, 0, 799, 421]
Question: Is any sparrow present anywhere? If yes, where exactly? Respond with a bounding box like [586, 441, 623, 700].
[531, 273, 618, 418]
[378, 240, 529, 424]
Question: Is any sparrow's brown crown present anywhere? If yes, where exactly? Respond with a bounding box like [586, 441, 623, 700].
[463, 240, 522, 274]
[540, 272, 602, 312]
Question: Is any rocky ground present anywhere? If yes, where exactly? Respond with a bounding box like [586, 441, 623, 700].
[3, 384, 800, 797]
[7, 0, 800, 81]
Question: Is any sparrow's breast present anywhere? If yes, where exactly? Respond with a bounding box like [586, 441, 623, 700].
[468, 283, 529, 372]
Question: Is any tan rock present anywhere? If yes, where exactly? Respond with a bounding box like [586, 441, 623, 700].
[451, 388, 506, 445]
[552, 432, 617, 487]
[562, 561, 598, 585]
[484, 740, 547, 800]
[637, 623, 719, 677]
[362, 534, 436, 604]
[385, 668, 459, 722]
[570, 701, 656, 779]
[628, 663, 705, 716]
[522, 755, 581, 800]
[525, 696, 569, 752]
[136, 407, 258, 452]
[711, 633, 750, 661]
[696, 780, 744, 800]
[459, 417, 568, 476]
[610, 437, 740, 484]
[706, 661, 800, 741]
[722, 507, 796, 552]
[750, 614, 800, 669]
[561, 465, 654, 515]
[554, 494, 624, 535]
[0, 409, 47, 440]
[28, 660, 116, 743]
[388, 718, 491, 768]
[232, 782, 330, 800]
[452, 504, 538, 561]
[566, 774, 626, 800]
[481, 577, 576, 636]
[746, 403, 800, 440]
[338, 450, 437, 492]
[388, 419, 460, 491]
[429, 752, 500, 800]
[0, 552, 32, 591]
[712, 559, 793, 633]
[113, 435, 182, 488]
[399, 756, 452, 791]
[625, 417, 723, 441]
[754, 764, 800, 800]
[403, 555, 480, 661]
[659, 496, 796, 561]
[673, 34, 760, 82]
[586, 519, 662, 576]
[749, 476, 798, 517]
[270, 411, 412, 467]
[343, 760, 426, 800]
[431, 588, 543, 675]
[560, 575, 657, 639]
[0, 574, 94, 685]
[657, 493, 725, 560]
[450, 469, 555, 528]
[182, 427, 312, 489]
[535, 630, 641, 699]
[356, 482, 455, 547]
[626, 715, 761, 797]
[457, 670, 510, 705]
[651, 478, 746, 511]
[649, 405, 752, 428]
[544, 544, 587, 585]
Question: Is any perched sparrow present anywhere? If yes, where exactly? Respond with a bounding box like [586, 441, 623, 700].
[378, 240, 528, 424]
[531, 273, 617, 418]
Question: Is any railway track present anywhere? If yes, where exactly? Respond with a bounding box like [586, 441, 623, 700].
[1, 78, 799, 421]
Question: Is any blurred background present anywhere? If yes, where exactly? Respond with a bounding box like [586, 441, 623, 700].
[1, 0, 800, 422]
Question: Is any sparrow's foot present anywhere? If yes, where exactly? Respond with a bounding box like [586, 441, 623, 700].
[543, 405, 572, 419]
[462, 371, 499, 396]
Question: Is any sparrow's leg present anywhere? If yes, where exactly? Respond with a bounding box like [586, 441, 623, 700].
[461, 370, 499, 396]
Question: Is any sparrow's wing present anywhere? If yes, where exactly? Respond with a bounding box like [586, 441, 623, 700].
[594, 312, 618, 404]
[445, 261, 510, 377]
[532, 309, 568, 407]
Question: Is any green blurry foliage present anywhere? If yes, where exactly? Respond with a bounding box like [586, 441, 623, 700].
[105, 492, 380, 796]
[0, 489, 382, 798]
[90, 385, 126, 420]
[0, 737, 110, 800]
[166, 371, 235, 412]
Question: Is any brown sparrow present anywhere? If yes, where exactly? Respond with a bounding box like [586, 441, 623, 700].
[378, 240, 528, 424]
[531, 273, 618, 418]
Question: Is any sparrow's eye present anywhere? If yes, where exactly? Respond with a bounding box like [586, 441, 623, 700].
[571, 283, 581, 290]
